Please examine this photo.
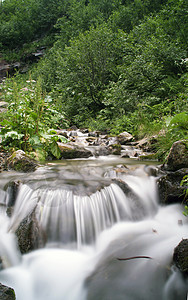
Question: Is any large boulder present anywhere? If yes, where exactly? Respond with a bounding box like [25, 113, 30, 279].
[58, 143, 93, 159]
[163, 140, 188, 171]
[157, 141, 188, 204]
[15, 208, 46, 254]
[157, 168, 188, 204]
[0, 283, 15, 300]
[173, 239, 188, 277]
[157, 140, 188, 204]
[6, 150, 38, 172]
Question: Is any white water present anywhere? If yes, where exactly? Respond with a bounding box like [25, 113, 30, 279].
[0, 158, 187, 299]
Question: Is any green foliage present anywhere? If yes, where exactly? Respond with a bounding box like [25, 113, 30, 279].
[181, 175, 188, 217]
[156, 112, 188, 160]
[0, 76, 68, 159]
[52, 23, 126, 123]
[183, 206, 188, 217]
[0, 0, 187, 161]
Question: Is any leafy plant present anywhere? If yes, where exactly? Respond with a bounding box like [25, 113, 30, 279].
[0, 76, 68, 159]
[156, 112, 188, 160]
[181, 175, 188, 217]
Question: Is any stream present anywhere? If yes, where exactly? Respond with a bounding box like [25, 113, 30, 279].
[0, 154, 187, 299]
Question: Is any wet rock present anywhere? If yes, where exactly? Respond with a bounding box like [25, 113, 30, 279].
[93, 147, 110, 157]
[163, 140, 188, 171]
[69, 125, 78, 131]
[113, 178, 137, 198]
[88, 131, 100, 137]
[107, 136, 119, 146]
[15, 209, 46, 254]
[107, 144, 121, 155]
[157, 168, 188, 204]
[173, 239, 188, 276]
[112, 178, 147, 219]
[144, 165, 164, 177]
[117, 131, 133, 145]
[68, 131, 78, 137]
[121, 153, 130, 158]
[86, 137, 99, 145]
[80, 128, 89, 134]
[121, 145, 144, 159]
[0, 283, 16, 300]
[58, 143, 93, 159]
[4, 180, 20, 208]
[0, 151, 9, 171]
[6, 150, 38, 172]
[56, 130, 68, 139]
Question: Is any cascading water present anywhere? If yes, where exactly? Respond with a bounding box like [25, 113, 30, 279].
[0, 156, 187, 300]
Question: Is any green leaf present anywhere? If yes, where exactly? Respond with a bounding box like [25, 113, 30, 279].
[30, 112, 38, 121]
[169, 112, 188, 130]
[48, 129, 58, 135]
[49, 140, 61, 159]
[0, 119, 13, 127]
[57, 135, 68, 143]
[4, 131, 24, 140]
[29, 135, 41, 146]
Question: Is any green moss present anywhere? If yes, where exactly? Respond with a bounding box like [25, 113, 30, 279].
[139, 153, 158, 161]
[7, 151, 38, 172]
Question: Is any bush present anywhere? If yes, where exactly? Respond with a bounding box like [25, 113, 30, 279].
[0, 76, 68, 159]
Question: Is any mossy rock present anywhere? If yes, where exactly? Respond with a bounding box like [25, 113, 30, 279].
[139, 153, 157, 161]
[0, 283, 16, 300]
[58, 143, 92, 159]
[108, 144, 121, 155]
[173, 239, 188, 276]
[6, 150, 38, 172]
[164, 140, 188, 171]
[117, 131, 133, 144]
[16, 208, 46, 254]
[157, 168, 188, 204]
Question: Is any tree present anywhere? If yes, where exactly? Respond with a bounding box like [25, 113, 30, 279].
[54, 23, 125, 124]
[0, 0, 67, 50]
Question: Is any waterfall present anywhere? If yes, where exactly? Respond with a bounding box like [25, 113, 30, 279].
[7, 177, 158, 248]
[0, 157, 187, 300]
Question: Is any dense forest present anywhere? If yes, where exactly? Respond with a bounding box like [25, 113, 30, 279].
[0, 0, 187, 160]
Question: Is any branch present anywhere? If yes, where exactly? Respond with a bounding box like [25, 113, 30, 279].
[117, 256, 153, 261]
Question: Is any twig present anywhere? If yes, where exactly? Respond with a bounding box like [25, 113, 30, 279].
[117, 256, 153, 261]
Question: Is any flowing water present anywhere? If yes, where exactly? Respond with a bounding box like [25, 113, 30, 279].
[0, 155, 187, 299]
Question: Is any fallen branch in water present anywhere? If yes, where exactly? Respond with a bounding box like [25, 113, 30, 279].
[117, 256, 153, 261]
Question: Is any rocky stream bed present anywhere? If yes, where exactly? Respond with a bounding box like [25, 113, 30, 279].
[0, 130, 187, 299]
